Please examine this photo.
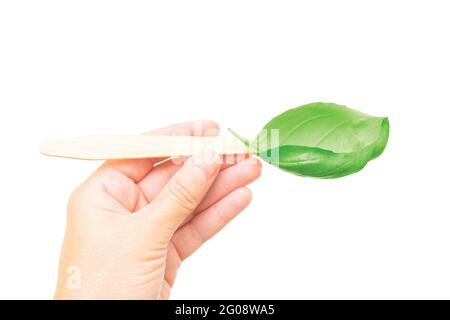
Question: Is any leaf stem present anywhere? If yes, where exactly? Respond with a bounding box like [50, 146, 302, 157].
[227, 128, 251, 148]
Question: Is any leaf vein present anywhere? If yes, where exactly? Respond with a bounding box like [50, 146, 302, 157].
[280, 111, 340, 144]
[315, 119, 353, 146]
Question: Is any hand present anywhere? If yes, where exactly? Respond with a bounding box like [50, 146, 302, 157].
[54, 120, 262, 299]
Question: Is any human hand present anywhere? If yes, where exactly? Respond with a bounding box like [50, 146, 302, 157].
[54, 120, 262, 299]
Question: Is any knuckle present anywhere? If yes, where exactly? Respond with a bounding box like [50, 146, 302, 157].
[187, 224, 205, 244]
[167, 177, 199, 211]
[67, 186, 84, 209]
[211, 205, 227, 226]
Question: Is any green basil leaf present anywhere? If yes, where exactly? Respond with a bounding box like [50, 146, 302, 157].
[229, 102, 389, 178]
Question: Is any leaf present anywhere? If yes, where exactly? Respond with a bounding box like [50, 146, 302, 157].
[229, 102, 389, 178]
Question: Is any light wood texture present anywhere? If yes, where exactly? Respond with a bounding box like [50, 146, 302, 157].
[39, 134, 249, 160]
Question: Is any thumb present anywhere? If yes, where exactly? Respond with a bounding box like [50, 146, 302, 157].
[138, 150, 221, 238]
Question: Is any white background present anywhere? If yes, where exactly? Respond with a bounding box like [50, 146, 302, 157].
[0, 0, 449, 299]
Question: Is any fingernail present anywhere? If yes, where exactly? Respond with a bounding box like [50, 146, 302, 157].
[189, 149, 221, 179]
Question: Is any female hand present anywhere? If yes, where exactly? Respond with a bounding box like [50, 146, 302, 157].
[54, 120, 262, 299]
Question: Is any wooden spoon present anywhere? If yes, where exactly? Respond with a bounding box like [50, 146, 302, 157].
[39, 134, 249, 160]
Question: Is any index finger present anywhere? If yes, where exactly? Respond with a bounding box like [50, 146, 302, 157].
[98, 120, 220, 182]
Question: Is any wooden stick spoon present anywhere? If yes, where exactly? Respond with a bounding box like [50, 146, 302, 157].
[39, 135, 249, 160]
